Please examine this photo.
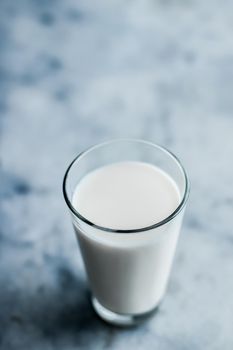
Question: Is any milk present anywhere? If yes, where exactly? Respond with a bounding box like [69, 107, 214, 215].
[72, 161, 183, 314]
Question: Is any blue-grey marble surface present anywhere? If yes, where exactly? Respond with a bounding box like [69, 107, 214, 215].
[1, 0, 233, 349]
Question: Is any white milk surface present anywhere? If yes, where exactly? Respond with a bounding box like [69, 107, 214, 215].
[73, 161, 180, 230]
[72, 161, 182, 314]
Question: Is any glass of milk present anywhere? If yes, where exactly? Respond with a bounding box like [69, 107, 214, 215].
[63, 139, 189, 326]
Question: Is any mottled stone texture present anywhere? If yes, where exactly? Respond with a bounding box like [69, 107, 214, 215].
[0, 0, 233, 349]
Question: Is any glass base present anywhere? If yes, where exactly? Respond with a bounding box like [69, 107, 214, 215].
[91, 296, 160, 327]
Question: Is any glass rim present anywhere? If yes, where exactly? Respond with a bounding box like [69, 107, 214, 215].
[63, 139, 190, 234]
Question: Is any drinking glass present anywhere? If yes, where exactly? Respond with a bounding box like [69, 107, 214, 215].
[63, 139, 190, 326]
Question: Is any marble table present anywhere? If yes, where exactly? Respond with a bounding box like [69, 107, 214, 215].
[1, 0, 233, 349]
